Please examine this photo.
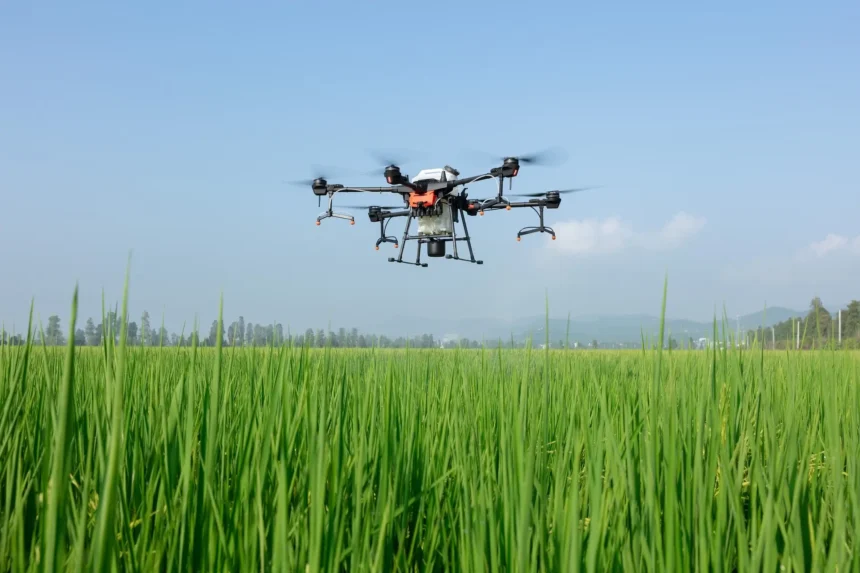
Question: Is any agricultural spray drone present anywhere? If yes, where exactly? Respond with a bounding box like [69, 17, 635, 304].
[293, 148, 594, 267]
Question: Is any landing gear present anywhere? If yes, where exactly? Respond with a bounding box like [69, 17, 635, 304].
[388, 205, 483, 268]
[516, 205, 556, 241]
[316, 191, 355, 225]
[373, 217, 399, 250]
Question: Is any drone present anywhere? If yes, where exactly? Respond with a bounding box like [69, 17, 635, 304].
[295, 150, 593, 267]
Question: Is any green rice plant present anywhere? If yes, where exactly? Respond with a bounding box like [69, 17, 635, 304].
[0, 280, 858, 571]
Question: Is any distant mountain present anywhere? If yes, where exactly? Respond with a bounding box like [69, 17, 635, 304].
[507, 307, 807, 346]
[370, 306, 808, 346]
[735, 307, 807, 330]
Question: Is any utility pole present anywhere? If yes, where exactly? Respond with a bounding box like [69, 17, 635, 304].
[771, 326, 775, 350]
[839, 309, 842, 344]
[796, 318, 801, 350]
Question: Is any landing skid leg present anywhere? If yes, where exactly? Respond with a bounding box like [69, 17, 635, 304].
[388, 214, 428, 267]
[517, 226, 556, 240]
[445, 208, 483, 265]
[316, 193, 355, 226]
[375, 220, 398, 250]
[316, 211, 355, 225]
[516, 206, 556, 242]
[375, 236, 398, 249]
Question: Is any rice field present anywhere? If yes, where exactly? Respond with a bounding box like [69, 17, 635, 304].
[1, 287, 859, 571]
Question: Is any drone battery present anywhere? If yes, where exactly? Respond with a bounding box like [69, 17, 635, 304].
[417, 202, 454, 236]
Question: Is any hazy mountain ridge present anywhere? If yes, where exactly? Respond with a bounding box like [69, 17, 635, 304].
[372, 306, 807, 345]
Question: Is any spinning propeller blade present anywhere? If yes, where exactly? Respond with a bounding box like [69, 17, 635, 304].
[505, 146, 567, 166]
[369, 150, 410, 168]
[363, 149, 424, 177]
[510, 186, 599, 198]
[284, 164, 359, 187]
[464, 146, 568, 167]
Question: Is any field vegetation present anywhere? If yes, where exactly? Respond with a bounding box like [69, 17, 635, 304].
[1, 282, 858, 571]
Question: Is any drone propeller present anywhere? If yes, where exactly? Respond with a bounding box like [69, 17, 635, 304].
[510, 186, 598, 198]
[287, 177, 322, 187]
[284, 164, 356, 187]
[465, 146, 568, 167]
[362, 149, 423, 177]
[368, 150, 410, 168]
[503, 146, 567, 166]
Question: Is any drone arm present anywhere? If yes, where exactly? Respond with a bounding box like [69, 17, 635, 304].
[328, 185, 411, 194]
[378, 209, 410, 218]
[448, 172, 496, 187]
[477, 197, 560, 212]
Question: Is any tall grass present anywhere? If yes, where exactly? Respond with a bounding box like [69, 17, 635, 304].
[0, 287, 858, 571]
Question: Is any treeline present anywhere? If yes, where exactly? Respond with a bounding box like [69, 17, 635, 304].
[0, 310, 490, 349]
[747, 297, 860, 349]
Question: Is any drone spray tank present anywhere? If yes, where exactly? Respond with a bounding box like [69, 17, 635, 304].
[410, 166, 461, 257]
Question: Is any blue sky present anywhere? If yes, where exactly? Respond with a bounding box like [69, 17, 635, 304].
[2, 0, 858, 334]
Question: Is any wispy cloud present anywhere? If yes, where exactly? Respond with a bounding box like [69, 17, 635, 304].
[548, 216, 632, 255]
[653, 212, 707, 248]
[549, 211, 706, 256]
[801, 233, 860, 258]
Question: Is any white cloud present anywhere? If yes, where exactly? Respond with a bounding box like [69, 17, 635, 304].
[549, 211, 705, 256]
[655, 212, 707, 248]
[802, 233, 860, 258]
[809, 233, 848, 257]
[549, 216, 633, 255]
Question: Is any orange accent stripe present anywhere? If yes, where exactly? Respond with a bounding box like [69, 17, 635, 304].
[408, 191, 437, 208]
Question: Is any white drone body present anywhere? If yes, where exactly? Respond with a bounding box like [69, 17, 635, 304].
[410, 166, 464, 237]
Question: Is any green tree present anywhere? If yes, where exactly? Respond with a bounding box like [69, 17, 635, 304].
[84, 318, 100, 346]
[844, 300, 860, 339]
[227, 321, 239, 345]
[45, 315, 64, 345]
[103, 310, 120, 342]
[806, 297, 832, 346]
[140, 311, 152, 345]
[207, 320, 220, 346]
[127, 321, 139, 345]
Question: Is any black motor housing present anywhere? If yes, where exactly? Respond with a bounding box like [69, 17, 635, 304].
[427, 240, 446, 257]
[312, 178, 328, 196]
